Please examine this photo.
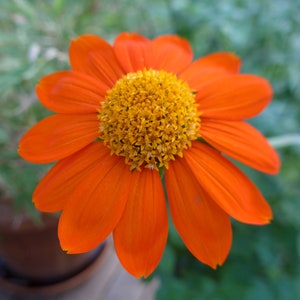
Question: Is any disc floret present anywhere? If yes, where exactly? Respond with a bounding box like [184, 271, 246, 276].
[98, 69, 200, 171]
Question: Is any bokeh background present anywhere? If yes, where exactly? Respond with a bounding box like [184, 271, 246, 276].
[1, 0, 300, 299]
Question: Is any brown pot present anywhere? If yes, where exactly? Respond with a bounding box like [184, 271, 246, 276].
[0, 200, 107, 297]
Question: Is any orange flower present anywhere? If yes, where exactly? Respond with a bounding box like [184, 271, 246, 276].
[18, 33, 280, 278]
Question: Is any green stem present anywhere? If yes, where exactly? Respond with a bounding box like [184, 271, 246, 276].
[268, 134, 300, 148]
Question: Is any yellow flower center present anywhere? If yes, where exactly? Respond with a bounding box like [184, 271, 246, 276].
[98, 69, 200, 171]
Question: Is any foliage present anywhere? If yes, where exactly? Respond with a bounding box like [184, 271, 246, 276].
[1, 0, 299, 298]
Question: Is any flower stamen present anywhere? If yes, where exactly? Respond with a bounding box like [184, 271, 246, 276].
[98, 69, 200, 171]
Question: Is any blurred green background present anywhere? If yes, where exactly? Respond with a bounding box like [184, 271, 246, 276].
[1, 0, 299, 299]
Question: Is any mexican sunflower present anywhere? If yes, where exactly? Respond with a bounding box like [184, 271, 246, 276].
[18, 32, 280, 278]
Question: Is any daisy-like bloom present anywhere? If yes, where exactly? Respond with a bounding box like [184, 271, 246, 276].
[18, 33, 280, 278]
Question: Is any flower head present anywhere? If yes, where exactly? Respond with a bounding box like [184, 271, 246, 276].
[18, 33, 280, 278]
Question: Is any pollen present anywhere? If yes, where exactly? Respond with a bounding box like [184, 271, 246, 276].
[98, 69, 200, 171]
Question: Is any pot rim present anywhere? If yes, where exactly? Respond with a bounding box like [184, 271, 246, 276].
[0, 237, 112, 296]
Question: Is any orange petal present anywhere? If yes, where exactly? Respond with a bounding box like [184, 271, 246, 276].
[200, 119, 280, 174]
[36, 71, 107, 114]
[184, 142, 273, 224]
[165, 159, 232, 268]
[113, 32, 153, 72]
[33, 143, 110, 212]
[58, 154, 132, 253]
[113, 169, 168, 278]
[197, 74, 273, 120]
[69, 34, 124, 87]
[151, 35, 193, 73]
[196, 52, 241, 73]
[179, 52, 241, 90]
[18, 114, 98, 163]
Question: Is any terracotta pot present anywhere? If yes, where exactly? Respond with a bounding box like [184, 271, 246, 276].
[0, 200, 107, 297]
